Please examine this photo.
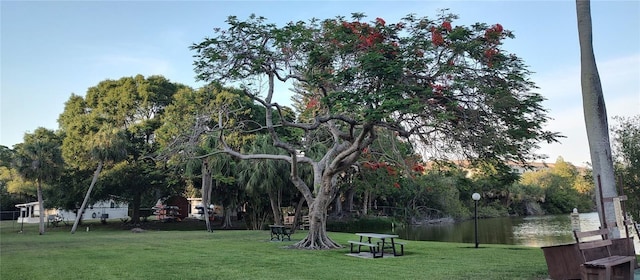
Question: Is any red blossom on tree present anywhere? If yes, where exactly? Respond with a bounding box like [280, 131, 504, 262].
[431, 83, 446, 96]
[487, 49, 498, 57]
[493, 23, 503, 33]
[432, 32, 444, 46]
[484, 23, 504, 43]
[484, 48, 499, 58]
[484, 48, 499, 67]
[442, 21, 452, 32]
[385, 166, 397, 176]
[363, 162, 374, 170]
[481, 24, 504, 67]
[393, 182, 400, 188]
[412, 164, 425, 172]
[431, 28, 444, 46]
[306, 98, 319, 109]
[341, 20, 387, 50]
[362, 33, 384, 49]
[362, 162, 380, 170]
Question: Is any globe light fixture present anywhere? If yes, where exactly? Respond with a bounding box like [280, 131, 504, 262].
[472, 193, 481, 201]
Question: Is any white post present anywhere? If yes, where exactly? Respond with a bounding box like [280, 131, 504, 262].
[571, 208, 580, 232]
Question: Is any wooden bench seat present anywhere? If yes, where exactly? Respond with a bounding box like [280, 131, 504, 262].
[348, 241, 381, 258]
[573, 228, 636, 279]
[583, 255, 637, 268]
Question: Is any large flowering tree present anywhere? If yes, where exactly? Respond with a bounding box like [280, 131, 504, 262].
[191, 12, 559, 249]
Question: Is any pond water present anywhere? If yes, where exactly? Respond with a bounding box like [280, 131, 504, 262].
[392, 212, 640, 253]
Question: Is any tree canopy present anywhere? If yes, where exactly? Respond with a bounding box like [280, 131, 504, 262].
[58, 75, 184, 228]
[190, 12, 560, 249]
[612, 115, 640, 218]
[12, 128, 64, 234]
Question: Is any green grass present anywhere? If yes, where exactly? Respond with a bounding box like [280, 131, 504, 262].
[1, 221, 550, 280]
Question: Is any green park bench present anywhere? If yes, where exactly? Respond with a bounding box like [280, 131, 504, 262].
[269, 225, 291, 241]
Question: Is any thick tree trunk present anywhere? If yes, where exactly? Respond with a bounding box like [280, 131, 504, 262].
[130, 190, 142, 225]
[362, 190, 370, 216]
[268, 191, 283, 225]
[289, 197, 305, 234]
[333, 192, 343, 216]
[346, 188, 355, 213]
[202, 159, 213, 232]
[36, 181, 45, 235]
[291, 183, 341, 249]
[71, 161, 103, 234]
[222, 207, 233, 228]
[576, 0, 619, 236]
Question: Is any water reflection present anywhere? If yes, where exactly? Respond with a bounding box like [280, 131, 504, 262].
[396, 212, 640, 252]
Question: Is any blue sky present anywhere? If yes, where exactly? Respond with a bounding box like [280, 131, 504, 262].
[1, 0, 638, 166]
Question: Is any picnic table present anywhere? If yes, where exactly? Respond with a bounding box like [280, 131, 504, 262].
[348, 233, 405, 258]
[47, 215, 67, 227]
[269, 225, 291, 241]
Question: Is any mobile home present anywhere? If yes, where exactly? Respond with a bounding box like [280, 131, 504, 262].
[15, 199, 129, 224]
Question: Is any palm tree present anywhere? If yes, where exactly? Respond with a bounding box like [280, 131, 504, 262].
[13, 128, 64, 235]
[238, 135, 290, 227]
[70, 126, 127, 234]
[576, 0, 619, 234]
[199, 134, 243, 230]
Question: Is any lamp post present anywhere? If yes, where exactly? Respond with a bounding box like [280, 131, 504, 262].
[472, 192, 481, 248]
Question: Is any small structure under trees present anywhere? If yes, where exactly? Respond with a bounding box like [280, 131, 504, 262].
[15, 199, 129, 224]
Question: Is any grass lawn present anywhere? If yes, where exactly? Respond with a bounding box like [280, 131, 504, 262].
[0, 220, 551, 280]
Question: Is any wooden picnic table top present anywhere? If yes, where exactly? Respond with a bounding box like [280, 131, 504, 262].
[355, 233, 399, 239]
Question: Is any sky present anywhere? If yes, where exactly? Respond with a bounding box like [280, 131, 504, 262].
[1, 0, 639, 167]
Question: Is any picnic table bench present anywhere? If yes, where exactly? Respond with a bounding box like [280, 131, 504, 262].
[269, 225, 291, 241]
[378, 240, 405, 256]
[348, 241, 381, 258]
[47, 215, 66, 227]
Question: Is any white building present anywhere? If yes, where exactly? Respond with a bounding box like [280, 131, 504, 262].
[506, 161, 553, 175]
[15, 202, 42, 224]
[15, 199, 129, 224]
[186, 197, 219, 220]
